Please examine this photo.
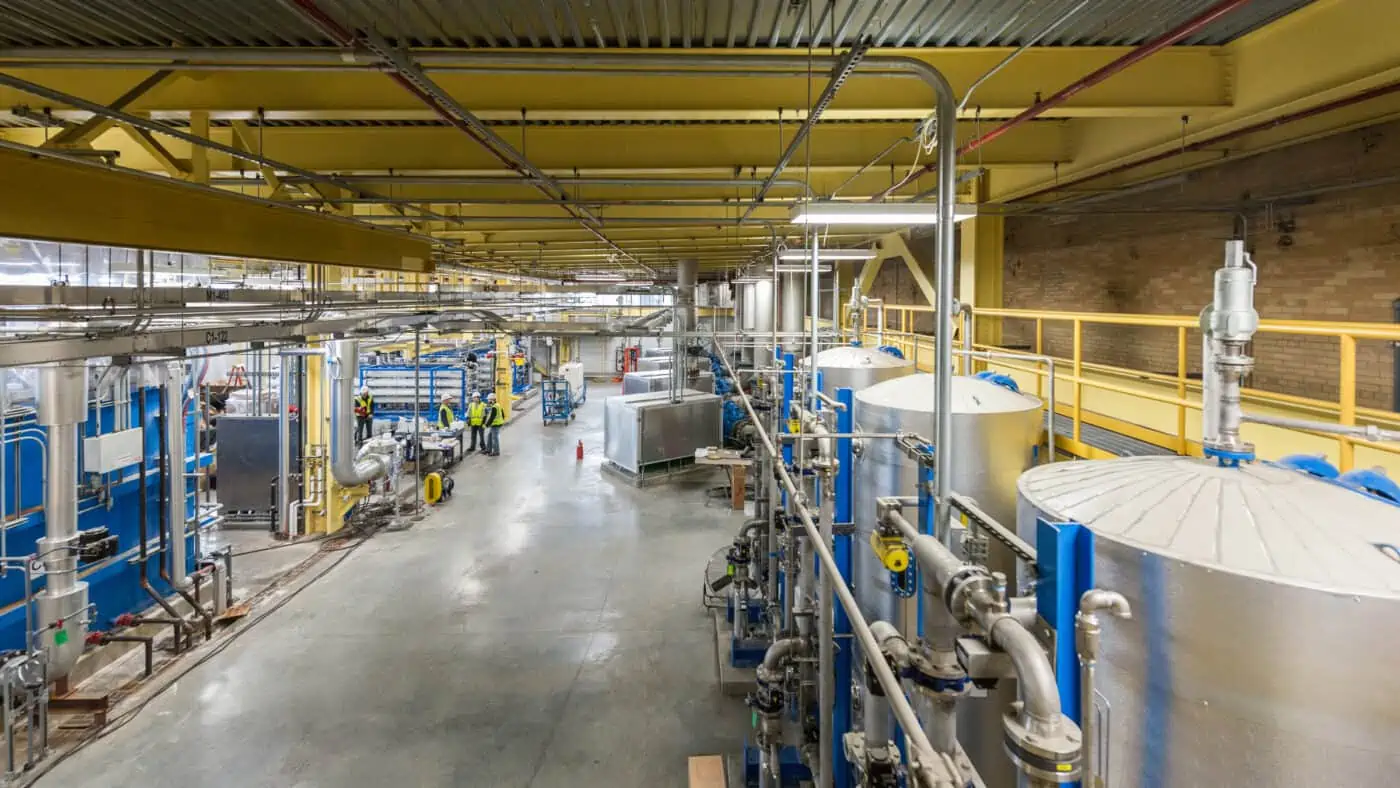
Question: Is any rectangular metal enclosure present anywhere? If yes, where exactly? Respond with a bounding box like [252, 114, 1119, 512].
[603, 390, 722, 474]
[621, 369, 715, 395]
[215, 414, 298, 514]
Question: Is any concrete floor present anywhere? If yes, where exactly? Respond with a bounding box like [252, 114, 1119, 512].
[43, 383, 748, 787]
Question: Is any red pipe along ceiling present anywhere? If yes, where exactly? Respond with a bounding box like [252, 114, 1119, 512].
[876, 0, 1258, 201]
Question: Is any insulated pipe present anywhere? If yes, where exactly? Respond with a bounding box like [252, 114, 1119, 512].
[163, 362, 189, 588]
[36, 361, 88, 677]
[327, 340, 389, 486]
[158, 371, 214, 641]
[713, 343, 958, 788]
[676, 258, 698, 335]
[779, 272, 805, 354]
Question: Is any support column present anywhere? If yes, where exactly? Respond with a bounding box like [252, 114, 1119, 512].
[958, 178, 1004, 347]
[304, 267, 359, 535]
[188, 110, 210, 185]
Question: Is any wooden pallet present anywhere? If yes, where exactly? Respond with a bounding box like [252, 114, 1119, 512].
[688, 755, 726, 788]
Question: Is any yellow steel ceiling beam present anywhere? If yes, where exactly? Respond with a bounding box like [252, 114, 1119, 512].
[0, 145, 431, 272]
[991, 0, 1400, 201]
[38, 69, 177, 149]
[1, 123, 1062, 173]
[228, 120, 286, 198]
[0, 48, 1226, 118]
[117, 125, 190, 178]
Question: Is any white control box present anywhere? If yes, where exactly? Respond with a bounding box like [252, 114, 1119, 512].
[83, 428, 144, 474]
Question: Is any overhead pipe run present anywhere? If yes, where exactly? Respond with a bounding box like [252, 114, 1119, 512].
[328, 340, 390, 486]
[878, 0, 1256, 200]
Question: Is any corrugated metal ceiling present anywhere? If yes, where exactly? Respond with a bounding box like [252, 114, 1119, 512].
[0, 0, 1315, 50]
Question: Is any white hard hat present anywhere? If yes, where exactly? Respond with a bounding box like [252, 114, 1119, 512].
[487, 393, 497, 401]
[359, 385, 370, 394]
[470, 391, 481, 399]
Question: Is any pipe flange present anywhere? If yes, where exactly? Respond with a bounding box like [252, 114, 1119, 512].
[1002, 705, 1082, 784]
[943, 566, 992, 625]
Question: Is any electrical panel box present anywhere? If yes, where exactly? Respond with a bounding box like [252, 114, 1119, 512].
[82, 428, 144, 474]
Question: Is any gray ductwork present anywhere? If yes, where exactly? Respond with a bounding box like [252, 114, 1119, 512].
[36, 360, 89, 678]
[328, 339, 389, 486]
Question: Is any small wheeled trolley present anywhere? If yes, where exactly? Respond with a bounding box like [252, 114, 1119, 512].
[541, 378, 576, 424]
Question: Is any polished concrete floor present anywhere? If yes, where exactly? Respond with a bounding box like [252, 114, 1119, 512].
[44, 384, 748, 787]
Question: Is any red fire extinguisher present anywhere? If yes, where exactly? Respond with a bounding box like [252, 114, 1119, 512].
[576, 440, 584, 461]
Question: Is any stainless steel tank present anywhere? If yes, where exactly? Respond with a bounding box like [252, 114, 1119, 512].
[853, 374, 1043, 787]
[749, 279, 775, 366]
[803, 345, 915, 398]
[1016, 456, 1400, 788]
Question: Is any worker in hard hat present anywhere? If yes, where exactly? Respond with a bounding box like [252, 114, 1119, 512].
[437, 395, 458, 430]
[484, 392, 507, 456]
[465, 391, 487, 452]
[354, 385, 375, 445]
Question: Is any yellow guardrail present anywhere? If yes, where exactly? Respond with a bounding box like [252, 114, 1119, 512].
[851, 304, 1400, 474]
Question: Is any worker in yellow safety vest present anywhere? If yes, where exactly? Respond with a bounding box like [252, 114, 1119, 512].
[437, 395, 457, 430]
[354, 386, 375, 445]
[465, 391, 487, 452]
[484, 392, 507, 456]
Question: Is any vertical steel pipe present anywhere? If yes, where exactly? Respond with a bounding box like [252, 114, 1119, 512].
[164, 361, 189, 587]
[36, 360, 88, 677]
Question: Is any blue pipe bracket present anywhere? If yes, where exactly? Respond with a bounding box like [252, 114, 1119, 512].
[1035, 518, 1096, 725]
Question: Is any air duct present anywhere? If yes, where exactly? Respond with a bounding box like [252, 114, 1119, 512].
[36, 360, 88, 678]
[328, 339, 389, 485]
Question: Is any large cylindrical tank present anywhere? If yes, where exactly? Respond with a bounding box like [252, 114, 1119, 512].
[853, 373, 1042, 787]
[803, 345, 915, 399]
[749, 279, 775, 365]
[1016, 456, 1400, 788]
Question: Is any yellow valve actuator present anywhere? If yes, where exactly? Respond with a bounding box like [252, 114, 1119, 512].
[869, 532, 910, 573]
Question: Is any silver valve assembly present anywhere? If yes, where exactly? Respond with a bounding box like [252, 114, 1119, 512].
[1201, 239, 1259, 463]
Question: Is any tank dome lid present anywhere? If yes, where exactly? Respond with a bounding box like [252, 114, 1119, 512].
[803, 345, 914, 370]
[1018, 456, 1400, 598]
[856, 372, 1041, 415]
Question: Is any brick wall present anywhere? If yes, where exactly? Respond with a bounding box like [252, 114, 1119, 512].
[1001, 120, 1400, 410]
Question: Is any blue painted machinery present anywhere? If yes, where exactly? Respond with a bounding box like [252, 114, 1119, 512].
[359, 363, 470, 420]
[0, 366, 210, 671]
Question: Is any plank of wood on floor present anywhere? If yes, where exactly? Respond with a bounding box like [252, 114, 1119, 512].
[688, 754, 726, 788]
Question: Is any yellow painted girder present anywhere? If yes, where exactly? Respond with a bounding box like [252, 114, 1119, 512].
[991, 0, 1400, 201]
[0, 48, 1224, 118]
[0, 146, 432, 271]
[0, 123, 1066, 172]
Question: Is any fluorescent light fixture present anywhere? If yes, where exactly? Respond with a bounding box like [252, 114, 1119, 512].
[574, 272, 626, 282]
[777, 248, 876, 262]
[790, 201, 977, 225]
[764, 265, 832, 274]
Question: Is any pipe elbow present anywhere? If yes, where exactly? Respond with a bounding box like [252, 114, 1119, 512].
[868, 620, 912, 667]
[760, 636, 805, 672]
[1079, 589, 1132, 619]
[988, 615, 1061, 724]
